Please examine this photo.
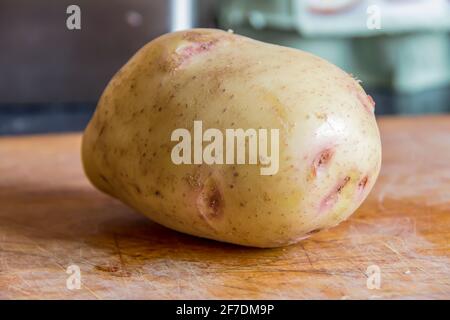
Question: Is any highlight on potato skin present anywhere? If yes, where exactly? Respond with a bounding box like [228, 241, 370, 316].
[81, 28, 382, 248]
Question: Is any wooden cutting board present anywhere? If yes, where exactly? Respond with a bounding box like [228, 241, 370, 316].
[0, 115, 449, 299]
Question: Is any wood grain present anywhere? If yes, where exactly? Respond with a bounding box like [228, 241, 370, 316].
[0, 115, 449, 299]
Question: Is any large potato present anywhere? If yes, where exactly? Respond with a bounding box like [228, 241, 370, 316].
[82, 29, 381, 248]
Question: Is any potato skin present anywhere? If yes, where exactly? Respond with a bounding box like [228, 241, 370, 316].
[82, 29, 381, 248]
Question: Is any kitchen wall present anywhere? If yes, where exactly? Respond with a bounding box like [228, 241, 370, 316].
[0, 0, 217, 104]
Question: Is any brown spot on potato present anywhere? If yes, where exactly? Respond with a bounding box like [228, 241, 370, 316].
[319, 176, 351, 213]
[99, 174, 109, 184]
[305, 228, 322, 236]
[314, 112, 327, 120]
[337, 176, 351, 193]
[356, 175, 369, 200]
[173, 39, 218, 69]
[207, 189, 222, 214]
[311, 148, 334, 177]
[127, 182, 142, 195]
[196, 177, 224, 220]
[184, 173, 201, 188]
[98, 125, 106, 137]
[358, 175, 368, 190]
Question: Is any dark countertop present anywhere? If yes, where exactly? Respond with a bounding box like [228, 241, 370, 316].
[0, 103, 95, 135]
[1, 87, 449, 135]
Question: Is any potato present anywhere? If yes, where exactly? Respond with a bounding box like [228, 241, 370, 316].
[82, 29, 381, 248]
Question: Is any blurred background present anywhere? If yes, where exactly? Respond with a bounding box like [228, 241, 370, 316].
[1, 0, 449, 135]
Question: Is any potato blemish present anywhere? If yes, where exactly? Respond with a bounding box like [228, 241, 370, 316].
[356, 175, 369, 200]
[357, 91, 375, 113]
[305, 228, 323, 236]
[174, 39, 217, 69]
[347, 80, 375, 113]
[177, 41, 215, 59]
[311, 148, 334, 178]
[367, 95, 375, 109]
[319, 176, 351, 213]
[196, 176, 224, 222]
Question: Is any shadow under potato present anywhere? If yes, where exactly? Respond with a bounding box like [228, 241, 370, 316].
[0, 182, 288, 278]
